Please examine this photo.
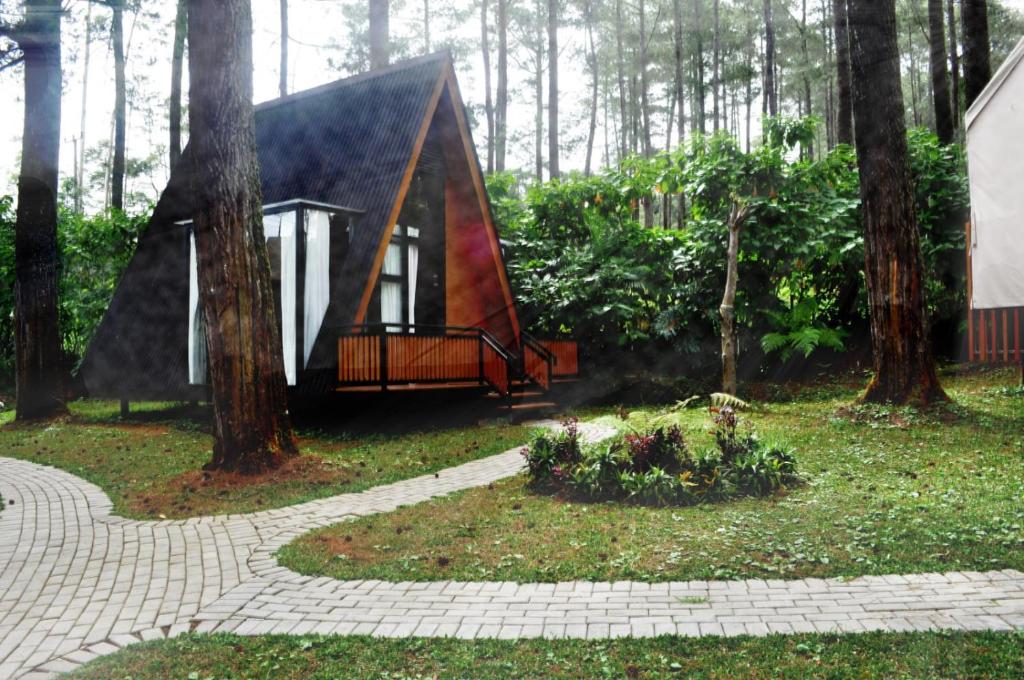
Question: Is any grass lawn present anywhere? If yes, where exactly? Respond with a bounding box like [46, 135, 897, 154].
[0, 397, 533, 519]
[68, 631, 1024, 679]
[279, 367, 1024, 583]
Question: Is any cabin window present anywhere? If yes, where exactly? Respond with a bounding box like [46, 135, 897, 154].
[379, 225, 420, 332]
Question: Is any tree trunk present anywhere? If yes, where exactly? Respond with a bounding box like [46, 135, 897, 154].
[693, 0, 706, 133]
[720, 202, 748, 396]
[928, 0, 954, 143]
[744, 46, 753, 152]
[369, 0, 389, 69]
[801, 0, 814, 159]
[833, 0, 853, 144]
[279, 0, 288, 97]
[763, 0, 777, 117]
[14, 0, 67, 421]
[908, 19, 920, 127]
[495, 0, 508, 171]
[187, 0, 298, 472]
[961, 0, 990, 109]
[481, 0, 494, 173]
[170, 0, 187, 171]
[712, 0, 720, 132]
[584, 0, 598, 176]
[615, 0, 629, 160]
[846, 0, 948, 405]
[946, 0, 959, 123]
[535, 0, 544, 181]
[77, 1, 93, 212]
[673, 0, 686, 145]
[111, 0, 126, 211]
[547, 0, 559, 179]
[638, 1, 653, 227]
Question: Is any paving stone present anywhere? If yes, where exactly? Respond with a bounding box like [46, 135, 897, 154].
[2, 422, 1023, 678]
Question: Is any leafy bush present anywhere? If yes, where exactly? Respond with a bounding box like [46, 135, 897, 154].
[0, 203, 147, 385]
[523, 411, 797, 506]
[491, 122, 969, 379]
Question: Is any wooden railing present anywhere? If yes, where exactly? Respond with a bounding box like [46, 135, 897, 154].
[337, 324, 516, 396]
[967, 306, 1024, 363]
[520, 333, 553, 390]
[538, 339, 579, 377]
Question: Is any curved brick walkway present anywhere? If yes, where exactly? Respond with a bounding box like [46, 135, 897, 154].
[1, 421, 1022, 678]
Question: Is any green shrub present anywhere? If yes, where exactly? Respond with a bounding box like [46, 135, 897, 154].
[523, 410, 797, 506]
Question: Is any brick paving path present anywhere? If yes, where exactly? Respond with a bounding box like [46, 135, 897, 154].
[1, 421, 1022, 678]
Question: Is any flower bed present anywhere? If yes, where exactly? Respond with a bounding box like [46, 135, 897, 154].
[523, 407, 797, 506]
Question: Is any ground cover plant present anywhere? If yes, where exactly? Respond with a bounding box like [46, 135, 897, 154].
[523, 409, 797, 505]
[0, 399, 531, 519]
[279, 367, 1024, 583]
[68, 631, 1024, 679]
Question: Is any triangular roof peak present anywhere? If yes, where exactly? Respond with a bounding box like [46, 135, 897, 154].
[256, 52, 453, 115]
[965, 36, 1024, 130]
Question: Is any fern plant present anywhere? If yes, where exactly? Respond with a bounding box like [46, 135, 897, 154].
[760, 298, 846, 361]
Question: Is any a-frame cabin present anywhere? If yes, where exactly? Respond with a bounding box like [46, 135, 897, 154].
[80, 54, 577, 401]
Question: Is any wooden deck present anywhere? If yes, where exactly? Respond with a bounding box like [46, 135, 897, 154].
[336, 324, 578, 397]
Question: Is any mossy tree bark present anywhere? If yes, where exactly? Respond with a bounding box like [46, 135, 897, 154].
[187, 0, 297, 473]
[13, 0, 67, 421]
[961, 0, 991, 109]
[847, 0, 948, 406]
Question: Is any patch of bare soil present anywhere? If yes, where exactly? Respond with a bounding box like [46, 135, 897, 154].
[129, 454, 346, 518]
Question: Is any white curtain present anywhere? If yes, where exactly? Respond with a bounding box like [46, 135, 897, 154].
[381, 281, 402, 330]
[303, 209, 331, 365]
[407, 242, 418, 328]
[278, 211, 297, 384]
[187, 233, 207, 384]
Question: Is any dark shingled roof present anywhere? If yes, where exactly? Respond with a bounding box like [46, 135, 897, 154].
[80, 53, 451, 399]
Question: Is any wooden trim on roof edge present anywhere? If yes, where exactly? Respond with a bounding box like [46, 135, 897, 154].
[353, 65, 449, 325]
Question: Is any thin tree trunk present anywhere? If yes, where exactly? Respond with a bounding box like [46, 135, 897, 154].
[673, 0, 686, 145]
[961, 0, 990, 109]
[584, 0, 598, 176]
[369, 0, 389, 69]
[639, 0, 652, 156]
[187, 0, 297, 472]
[745, 47, 753, 152]
[908, 19, 920, 127]
[481, 0, 494, 173]
[14, 0, 67, 421]
[423, 0, 430, 53]
[693, 0, 706, 133]
[846, 0, 947, 405]
[111, 0, 126, 211]
[720, 202, 749, 396]
[495, 0, 508, 171]
[928, 0, 954, 143]
[833, 0, 853, 144]
[77, 1, 92, 212]
[535, 0, 544, 181]
[763, 0, 777, 117]
[946, 0, 959, 123]
[170, 0, 187, 171]
[801, 0, 814, 159]
[615, 0, 628, 160]
[279, 0, 288, 96]
[712, 0, 720, 132]
[548, 0, 559, 179]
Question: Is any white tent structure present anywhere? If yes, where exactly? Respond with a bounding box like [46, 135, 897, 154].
[964, 36, 1024, 362]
